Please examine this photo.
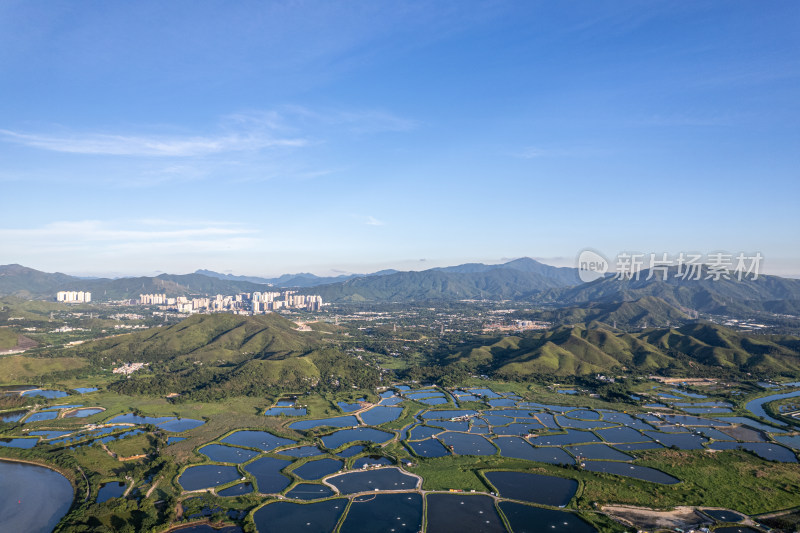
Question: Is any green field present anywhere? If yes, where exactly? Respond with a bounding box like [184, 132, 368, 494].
[0, 328, 18, 349]
[0, 355, 88, 381]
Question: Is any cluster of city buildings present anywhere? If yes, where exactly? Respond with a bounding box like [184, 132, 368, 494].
[137, 290, 323, 314]
[56, 291, 92, 303]
[481, 319, 550, 333]
[113, 362, 148, 375]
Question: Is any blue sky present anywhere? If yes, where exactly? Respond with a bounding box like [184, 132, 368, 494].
[1, 1, 798, 277]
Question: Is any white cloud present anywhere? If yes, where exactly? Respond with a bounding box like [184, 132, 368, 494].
[631, 113, 731, 127]
[0, 106, 414, 160]
[280, 105, 417, 133]
[365, 216, 385, 226]
[0, 220, 260, 256]
[0, 127, 306, 157]
[515, 145, 607, 159]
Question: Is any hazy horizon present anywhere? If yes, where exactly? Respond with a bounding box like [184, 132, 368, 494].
[7, 253, 800, 280]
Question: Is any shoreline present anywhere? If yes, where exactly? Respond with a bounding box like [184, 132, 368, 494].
[0, 455, 78, 496]
[0, 455, 81, 531]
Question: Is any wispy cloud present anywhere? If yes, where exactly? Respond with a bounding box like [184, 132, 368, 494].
[0, 220, 260, 255]
[351, 215, 385, 226]
[514, 145, 607, 159]
[281, 105, 418, 133]
[0, 106, 414, 160]
[0, 125, 307, 157]
[630, 113, 733, 127]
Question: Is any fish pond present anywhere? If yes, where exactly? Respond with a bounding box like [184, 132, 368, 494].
[499, 501, 597, 533]
[290, 415, 359, 431]
[157, 418, 205, 432]
[244, 457, 292, 493]
[581, 461, 680, 484]
[0, 437, 38, 448]
[326, 468, 418, 494]
[21, 389, 67, 399]
[178, 465, 242, 491]
[285, 483, 335, 500]
[408, 438, 450, 458]
[63, 408, 104, 418]
[253, 499, 346, 533]
[359, 406, 403, 425]
[340, 493, 423, 533]
[320, 427, 393, 449]
[24, 411, 59, 423]
[199, 444, 260, 463]
[264, 407, 306, 416]
[0, 410, 26, 422]
[485, 471, 577, 507]
[279, 445, 324, 458]
[96, 481, 126, 503]
[703, 509, 746, 522]
[218, 482, 253, 497]
[425, 494, 505, 533]
[220, 430, 294, 452]
[292, 458, 343, 480]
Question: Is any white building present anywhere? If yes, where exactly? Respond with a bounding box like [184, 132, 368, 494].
[56, 291, 91, 303]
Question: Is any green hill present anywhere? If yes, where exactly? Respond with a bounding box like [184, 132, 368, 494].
[0, 264, 80, 299]
[82, 273, 269, 300]
[1, 260, 579, 302]
[304, 261, 580, 302]
[444, 322, 800, 379]
[546, 267, 800, 316]
[534, 296, 692, 329]
[0, 265, 269, 301]
[70, 313, 315, 364]
[56, 313, 379, 399]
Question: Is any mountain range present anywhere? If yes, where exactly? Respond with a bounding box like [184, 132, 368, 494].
[299, 258, 582, 302]
[194, 269, 398, 288]
[0, 264, 270, 300]
[545, 267, 800, 316]
[447, 321, 800, 378]
[2, 261, 800, 321]
[0, 258, 578, 301]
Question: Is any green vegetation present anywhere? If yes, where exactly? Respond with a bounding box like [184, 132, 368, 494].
[419, 321, 800, 381]
[0, 328, 18, 349]
[305, 262, 579, 302]
[106, 433, 155, 458]
[552, 265, 800, 316]
[62, 313, 317, 364]
[0, 354, 88, 381]
[758, 509, 800, 531]
[28, 314, 383, 400]
[530, 295, 692, 330]
[584, 448, 800, 515]
[3, 378, 800, 533]
[0, 264, 270, 301]
[409, 448, 800, 516]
